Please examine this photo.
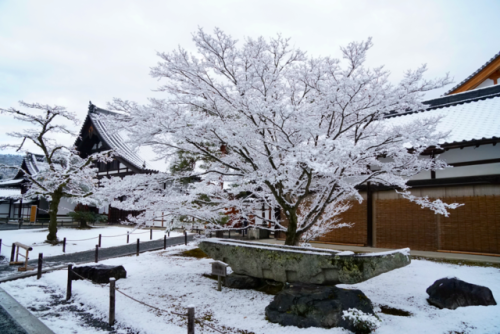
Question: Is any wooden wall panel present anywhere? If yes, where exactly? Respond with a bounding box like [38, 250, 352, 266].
[440, 195, 500, 254]
[375, 198, 438, 251]
[316, 201, 367, 245]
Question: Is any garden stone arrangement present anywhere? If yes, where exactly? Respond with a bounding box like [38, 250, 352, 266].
[265, 283, 377, 331]
[198, 239, 407, 331]
[426, 277, 497, 310]
[72, 264, 127, 284]
[198, 239, 411, 285]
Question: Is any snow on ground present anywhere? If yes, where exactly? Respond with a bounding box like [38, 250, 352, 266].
[1, 242, 500, 334]
[0, 226, 183, 258]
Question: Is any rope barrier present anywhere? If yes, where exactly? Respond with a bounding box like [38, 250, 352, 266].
[66, 236, 98, 242]
[101, 233, 128, 238]
[113, 288, 224, 333]
[69, 268, 224, 333]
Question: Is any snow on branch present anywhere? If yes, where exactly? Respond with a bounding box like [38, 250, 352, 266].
[103, 28, 457, 244]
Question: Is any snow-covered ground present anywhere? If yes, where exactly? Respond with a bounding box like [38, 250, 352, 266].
[1, 242, 499, 334]
[0, 227, 183, 258]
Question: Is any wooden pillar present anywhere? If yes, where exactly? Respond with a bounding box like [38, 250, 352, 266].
[366, 182, 373, 247]
[187, 306, 195, 334]
[18, 198, 23, 222]
[109, 278, 116, 325]
[8, 199, 12, 221]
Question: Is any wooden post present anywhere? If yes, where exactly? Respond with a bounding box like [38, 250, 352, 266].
[184, 231, 187, 245]
[150, 228, 152, 240]
[95, 245, 99, 263]
[37, 253, 43, 280]
[109, 278, 116, 326]
[228, 230, 231, 239]
[164, 235, 167, 250]
[187, 306, 195, 334]
[66, 264, 73, 300]
[136, 239, 140, 256]
[0, 239, 2, 254]
[366, 182, 373, 247]
[218, 275, 222, 291]
[168, 230, 170, 237]
[98, 234, 102, 247]
[161, 212, 164, 228]
[63, 237, 66, 253]
[10, 243, 16, 262]
[127, 232, 129, 244]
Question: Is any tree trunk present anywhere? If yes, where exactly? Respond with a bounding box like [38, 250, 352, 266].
[46, 190, 62, 242]
[284, 209, 302, 246]
[79, 220, 89, 228]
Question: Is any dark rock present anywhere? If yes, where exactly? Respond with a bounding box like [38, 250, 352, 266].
[426, 277, 497, 310]
[72, 265, 127, 284]
[225, 273, 264, 289]
[265, 283, 375, 332]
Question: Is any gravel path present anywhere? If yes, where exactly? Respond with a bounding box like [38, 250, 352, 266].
[0, 234, 194, 280]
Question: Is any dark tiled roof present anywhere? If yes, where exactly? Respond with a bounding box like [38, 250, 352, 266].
[82, 102, 156, 172]
[445, 51, 500, 95]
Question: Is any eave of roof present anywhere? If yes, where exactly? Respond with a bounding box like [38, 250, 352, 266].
[445, 51, 500, 95]
[80, 103, 157, 173]
[386, 86, 500, 146]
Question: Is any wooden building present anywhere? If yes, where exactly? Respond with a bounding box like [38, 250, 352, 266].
[317, 52, 500, 255]
[0, 103, 157, 223]
[75, 103, 157, 223]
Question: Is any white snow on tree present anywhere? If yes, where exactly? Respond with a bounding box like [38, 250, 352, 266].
[100, 28, 461, 245]
[0, 101, 113, 242]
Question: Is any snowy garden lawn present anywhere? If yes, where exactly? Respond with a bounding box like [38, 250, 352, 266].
[0, 226, 183, 258]
[1, 242, 499, 334]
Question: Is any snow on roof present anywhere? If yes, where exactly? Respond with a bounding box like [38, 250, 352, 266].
[23, 153, 48, 176]
[0, 188, 21, 199]
[445, 51, 500, 95]
[389, 91, 500, 145]
[89, 107, 157, 172]
[0, 179, 23, 186]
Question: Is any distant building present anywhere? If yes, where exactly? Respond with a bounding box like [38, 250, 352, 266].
[0, 103, 159, 224]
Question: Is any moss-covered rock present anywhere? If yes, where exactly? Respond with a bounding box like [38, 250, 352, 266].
[198, 239, 410, 285]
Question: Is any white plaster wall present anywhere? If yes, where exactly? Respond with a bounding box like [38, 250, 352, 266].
[476, 78, 495, 89]
[437, 163, 500, 178]
[0, 203, 10, 215]
[57, 198, 77, 214]
[438, 145, 500, 164]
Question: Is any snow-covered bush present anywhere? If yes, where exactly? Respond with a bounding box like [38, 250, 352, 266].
[342, 308, 382, 334]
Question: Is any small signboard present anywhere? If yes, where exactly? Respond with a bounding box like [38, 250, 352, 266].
[30, 205, 37, 223]
[211, 261, 228, 277]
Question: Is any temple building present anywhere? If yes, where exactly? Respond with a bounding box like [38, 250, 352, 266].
[0, 103, 158, 224]
[315, 52, 500, 255]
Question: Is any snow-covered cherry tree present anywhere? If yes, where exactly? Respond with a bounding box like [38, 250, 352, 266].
[106, 28, 460, 245]
[0, 102, 112, 242]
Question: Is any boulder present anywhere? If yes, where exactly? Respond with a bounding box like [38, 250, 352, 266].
[426, 277, 497, 310]
[265, 283, 376, 332]
[225, 273, 264, 289]
[198, 239, 410, 285]
[72, 265, 127, 284]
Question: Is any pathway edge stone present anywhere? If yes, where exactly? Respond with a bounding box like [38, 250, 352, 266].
[0, 287, 55, 334]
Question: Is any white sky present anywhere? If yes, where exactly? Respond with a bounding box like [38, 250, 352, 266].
[1, 0, 499, 157]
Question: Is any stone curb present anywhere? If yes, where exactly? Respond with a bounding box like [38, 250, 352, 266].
[0, 287, 54, 334]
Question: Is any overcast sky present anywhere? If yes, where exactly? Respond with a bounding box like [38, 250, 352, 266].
[1, 0, 499, 156]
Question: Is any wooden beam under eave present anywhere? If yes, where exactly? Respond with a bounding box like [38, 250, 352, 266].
[448, 56, 500, 95]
